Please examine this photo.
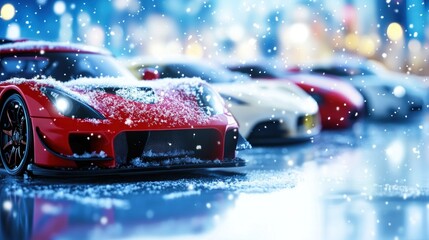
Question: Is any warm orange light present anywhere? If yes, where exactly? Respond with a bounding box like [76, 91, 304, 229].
[185, 42, 204, 58]
[357, 37, 376, 57]
[387, 22, 403, 41]
[345, 33, 359, 50]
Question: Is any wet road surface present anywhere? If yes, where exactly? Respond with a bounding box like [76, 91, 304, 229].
[1, 114, 429, 240]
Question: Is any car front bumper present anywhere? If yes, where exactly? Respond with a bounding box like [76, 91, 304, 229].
[30, 114, 242, 169]
[24, 158, 246, 177]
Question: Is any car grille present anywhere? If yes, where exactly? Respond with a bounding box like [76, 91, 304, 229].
[247, 120, 289, 141]
[113, 129, 226, 165]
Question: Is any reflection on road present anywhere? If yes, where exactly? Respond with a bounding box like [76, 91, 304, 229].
[1, 115, 429, 239]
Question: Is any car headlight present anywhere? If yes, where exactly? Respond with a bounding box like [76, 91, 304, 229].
[392, 85, 406, 98]
[42, 87, 105, 119]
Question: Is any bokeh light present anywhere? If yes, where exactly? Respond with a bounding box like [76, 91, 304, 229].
[6, 23, 20, 39]
[387, 22, 403, 41]
[357, 36, 376, 57]
[53, 1, 66, 15]
[227, 25, 245, 42]
[0, 3, 15, 21]
[59, 13, 73, 42]
[85, 25, 105, 47]
[408, 39, 421, 52]
[287, 23, 310, 44]
[37, 0, 48, 5]
[113, 0, 140, 12]
[185, 42, 204, 58]
[113, 0, 127, 10]
[0, 1, 428, 75]
[345, 33, 359, 50]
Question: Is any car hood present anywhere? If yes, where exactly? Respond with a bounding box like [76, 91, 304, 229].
[213, 80, 319, 114]
[379, 72, 428, 98]
[287, 73, 364, 107]
[350, 74, 426, 99]
[12, 77, 219, 127]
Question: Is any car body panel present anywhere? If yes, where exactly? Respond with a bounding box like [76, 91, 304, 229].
[0, 41, 245, 175]
[127, 58, 321, 144]
[305, 58, 426, 119]
[227, 63, 365, 129]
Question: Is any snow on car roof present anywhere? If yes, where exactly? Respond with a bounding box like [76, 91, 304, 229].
[0, 40, 111, 55]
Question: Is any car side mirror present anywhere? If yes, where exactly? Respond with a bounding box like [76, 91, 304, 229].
[140, 68, 159, 80]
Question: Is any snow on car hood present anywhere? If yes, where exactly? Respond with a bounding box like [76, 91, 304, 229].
[69, 77, 223, 126]
[6, 77, 219, 127]
[214, 80, 319, 114]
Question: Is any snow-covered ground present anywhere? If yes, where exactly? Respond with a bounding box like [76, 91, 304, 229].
[1, 114, 429, 240]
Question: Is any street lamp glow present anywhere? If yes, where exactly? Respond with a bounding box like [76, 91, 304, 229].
[345, 33, 359, 50]
[358, 36, 376, 57]
[387, 22, 403, 41]
[288, 23, 310, 44]
[0, 3, 15, 21]
[53, 1, 66, 15]
[6, 23, 20, 39]
[185, 42, 204, 58]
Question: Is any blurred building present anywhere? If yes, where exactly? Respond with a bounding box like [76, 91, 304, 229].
[1, 0, 429, 74]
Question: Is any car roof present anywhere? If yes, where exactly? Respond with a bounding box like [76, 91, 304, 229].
[0, 40, 111, 55]
[127, 56, 214, 68]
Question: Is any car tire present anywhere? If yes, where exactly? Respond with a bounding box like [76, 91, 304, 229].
[0, 94, 33, 175]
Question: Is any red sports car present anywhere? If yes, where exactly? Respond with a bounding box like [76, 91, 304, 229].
[228, 63, 365, 129]
[0, 40, 246, 176]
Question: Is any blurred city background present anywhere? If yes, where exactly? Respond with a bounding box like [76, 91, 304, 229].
[1, 2, 429, 239]
[1, 0, 429, 75]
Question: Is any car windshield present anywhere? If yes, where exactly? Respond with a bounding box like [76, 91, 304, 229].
[0, 52, 137, 82]
[313, 66, 375, 77]
[166, 63, 245, 83]
[229, 65, 283, 79]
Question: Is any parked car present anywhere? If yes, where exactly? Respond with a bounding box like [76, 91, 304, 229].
[0, 40, 246, 176]
[298, 57, 425, 119]
[227, 62, 365, 129]
[127, 57, 321, 144]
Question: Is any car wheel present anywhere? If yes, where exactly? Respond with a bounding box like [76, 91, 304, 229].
[0, 94, 33, 175]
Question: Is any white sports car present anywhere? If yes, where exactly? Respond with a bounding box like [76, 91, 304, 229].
[305, 58, 425, 119]
[127, 58, 321, 144]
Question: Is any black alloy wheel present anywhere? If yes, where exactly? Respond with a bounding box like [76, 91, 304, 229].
[0, 94, 33, 175]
